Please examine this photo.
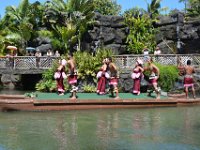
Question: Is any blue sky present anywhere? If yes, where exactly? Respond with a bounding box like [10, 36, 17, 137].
[0, 0, 185, 18]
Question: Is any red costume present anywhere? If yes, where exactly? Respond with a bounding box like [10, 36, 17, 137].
[96, 69, 110, 95]
[54, 66, 66, 94]
[184, 75, 194, 87]
[132, 69, 143, 95]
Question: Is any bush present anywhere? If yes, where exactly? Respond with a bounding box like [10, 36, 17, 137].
[156, 63, 179, 92]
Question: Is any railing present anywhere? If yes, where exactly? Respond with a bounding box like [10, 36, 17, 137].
[0, 56, 59, 70]
[114, 54, 200, 69]
[0, 54, 199, 71]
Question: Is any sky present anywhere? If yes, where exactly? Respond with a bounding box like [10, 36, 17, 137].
[0, 0, 185, 18]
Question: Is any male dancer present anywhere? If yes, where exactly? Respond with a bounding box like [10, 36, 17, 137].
[67, 54, 78, 99]
[107, 57, 120, 99]
[145, 57, 161, 99]
[184, 59, 196, 99]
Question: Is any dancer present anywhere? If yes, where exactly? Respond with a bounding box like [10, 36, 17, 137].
[131, 59, 144, 95]
[107, 57, 120, 99]
[145, 57, 161, 99]
[177, 57, 185, 76]
[54, 59, 67, 95]
[67, 54, 78, 99]
[184, 59, 196, 99]
[96, 58, 110, 95]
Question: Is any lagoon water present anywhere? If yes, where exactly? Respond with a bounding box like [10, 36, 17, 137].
[0, 106, 200, 150]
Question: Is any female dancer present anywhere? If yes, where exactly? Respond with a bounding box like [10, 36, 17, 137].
[96, 58, 110, 95]
[54, 59, 67, 95]
[131, 59, 144, 95]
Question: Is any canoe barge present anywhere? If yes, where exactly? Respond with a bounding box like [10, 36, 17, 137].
[0, 94, 200, 111]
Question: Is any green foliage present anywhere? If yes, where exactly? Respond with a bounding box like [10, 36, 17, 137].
[186, 0, 200, 17]
[24, 92, 38, 98]
[35, 59, 69, 92]
[124, 12, 157, 54]
[156, 63, 179, 92]
[93, 0, 121, 15]
[82, 84, 96, 93]
[74, 49, 113, 80]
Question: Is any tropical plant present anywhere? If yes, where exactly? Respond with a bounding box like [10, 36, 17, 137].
[93, 0, 121, 15]
[44, 0, 95, 53]
[3, 0, 34, 52]
[35, 59, 70, 92]
[124, 12, 157, 54]
[186, 0, 200, 17]
[145, 0, 161, 18]
[82, 84, 96, 93]
[74, 49, 113, 80]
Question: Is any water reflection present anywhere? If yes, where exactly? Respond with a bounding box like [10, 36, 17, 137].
[0, 107, 200, 150]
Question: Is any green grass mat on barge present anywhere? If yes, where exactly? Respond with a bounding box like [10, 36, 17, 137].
[35, 92, 167, 100]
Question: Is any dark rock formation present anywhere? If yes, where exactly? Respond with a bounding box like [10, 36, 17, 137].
[155, 12, 200, 54]
[82, 13, 128, 55]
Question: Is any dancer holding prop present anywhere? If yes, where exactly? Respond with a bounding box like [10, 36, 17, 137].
[54, 59, 67, 95]
[96, 58, 110, 95]
[107, 57, 120, 99]
[67, 54, 78, 99]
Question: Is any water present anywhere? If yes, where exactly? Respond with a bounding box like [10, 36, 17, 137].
[0, 107, 200, 150]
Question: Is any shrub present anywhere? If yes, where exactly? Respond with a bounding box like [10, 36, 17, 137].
[153, 63, 179, 92]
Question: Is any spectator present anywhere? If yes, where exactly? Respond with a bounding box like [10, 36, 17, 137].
[154, 46, 161, 55]
[143, 46, 150, 62]
[47, 49, 53, 56]
[55, 50, 60, 57]
[35, 49, 42, 68]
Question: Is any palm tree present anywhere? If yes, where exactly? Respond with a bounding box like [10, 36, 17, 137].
[44, 0, 94, 53]
[3, 0, 34, 52]
[145, 0, 161, 18]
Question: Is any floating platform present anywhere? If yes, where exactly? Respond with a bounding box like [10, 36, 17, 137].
[0, 93, 199, 111]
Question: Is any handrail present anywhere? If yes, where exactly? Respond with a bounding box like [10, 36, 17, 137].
[0, 54, 199, 71]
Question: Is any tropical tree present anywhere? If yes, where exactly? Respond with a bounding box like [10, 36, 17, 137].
[93, 0, 121, 15]
[146, 0, 161, 18]
[2, 0, 34, 53]
[44, 0, 94, 53]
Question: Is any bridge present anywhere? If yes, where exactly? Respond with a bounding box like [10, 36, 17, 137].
[0, 54, 199, 74]
[0, 56, 59, 74]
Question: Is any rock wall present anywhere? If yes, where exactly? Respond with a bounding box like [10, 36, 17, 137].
[83, 12, 200, 54]
[82, 12, 129, 54]
[155, 12, 200, 54]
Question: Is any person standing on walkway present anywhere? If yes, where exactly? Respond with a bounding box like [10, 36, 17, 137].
[96, 58, 110, 95]
[54, 59, 67, 95]
[154, 46, 161, 55]
[67, 54, 78, 99]
[142, 46, 150, 62]
[144, 57, 161, 99]
[107, 57, 120, 99]
[131, 58, 144, 95]
[184, 59, 196, 99]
